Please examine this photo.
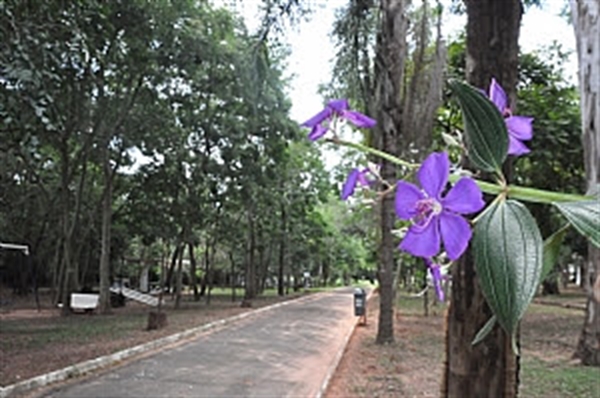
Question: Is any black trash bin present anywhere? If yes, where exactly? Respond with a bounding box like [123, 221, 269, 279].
[353, 287, 366, 316]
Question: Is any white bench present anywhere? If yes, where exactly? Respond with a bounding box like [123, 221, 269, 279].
[70, 293, 99, 311]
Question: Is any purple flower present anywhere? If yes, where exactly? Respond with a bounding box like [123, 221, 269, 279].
[425, 258, 444, 302]
[341, 167, 375, 200]
[395, 152, 485, 260]
[301, 99, 376, 141]
[488, 78, 534, 156]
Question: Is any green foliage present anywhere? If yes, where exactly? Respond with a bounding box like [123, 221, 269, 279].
[521, 357, 600, 398]
[449, 80, 508, 174]
[471, 315, 497, 346]
[553, 200, 600, 248]
[514, 45, 584, 198]
[439, 39, 587, 290]
[541, 225, 569, 281]
[327, 0, 378, 113]
[317, 194, 375, 283]
[473, 200, 543, 345]
[0, 0, 336, 295]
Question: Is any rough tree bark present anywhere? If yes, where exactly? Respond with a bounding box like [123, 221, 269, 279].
[373, 0, 409, 344]
[189, 242, 199, 301]
[571, 0, 600, 367]
[97, 155, 113, 314]
[443, 1, 523, 396]
[242, 207, 257, 306]
[278, 202, 286, 296]
[174, 243, 184, 309]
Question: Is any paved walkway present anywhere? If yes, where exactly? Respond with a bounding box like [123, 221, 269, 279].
[37, 288, 363, 398]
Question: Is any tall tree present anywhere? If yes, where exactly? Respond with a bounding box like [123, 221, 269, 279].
[372, 0, 410, 344]
[443, 0, 524, 396]
[571, 0, 600, 367]
[329, 0, 444, 344]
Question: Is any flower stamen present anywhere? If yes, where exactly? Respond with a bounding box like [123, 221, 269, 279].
[412, 197, 442, 232]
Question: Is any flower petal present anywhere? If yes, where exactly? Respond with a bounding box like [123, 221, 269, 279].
[302, 107, 332, 127]
[341, 169, 359, 200]
[418, 152, 449, 199]
[400, 218, 440, 258]
[341, 110, 377, 128]
[439, 211, 472, 260]
[308, 124, 328, 141]
[507, 134, 531, 156]
[327, 99, 349, 113]
[395, 181, 425, 220]
[489, 78, 508, 113]
[429, 263, 445, 302]
[442, 177, 485, 214]
[505, 116, 533, 140]
[357, 169, 370, 186]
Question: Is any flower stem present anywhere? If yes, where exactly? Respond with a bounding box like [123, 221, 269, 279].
[326, 138, 419, 170]
[448, 174, 590, 204]
[330, 138, 590, 204]
[506, 185, 589, 204]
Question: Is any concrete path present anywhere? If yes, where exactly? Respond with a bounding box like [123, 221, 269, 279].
[37, 288, 363, 398]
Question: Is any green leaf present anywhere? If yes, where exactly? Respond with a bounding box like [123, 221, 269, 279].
[473, 200, 543, 336]
[553, 200, 600, 248]
[449, 80, 508, 173]
[541, 225, 569, 282]
[472, 315, 497, 346]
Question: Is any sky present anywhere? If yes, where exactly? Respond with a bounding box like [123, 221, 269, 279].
[216, 0, 577, 169]
[224, 0, 576, 121]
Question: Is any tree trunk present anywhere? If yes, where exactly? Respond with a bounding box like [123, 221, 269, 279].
[200, 239, 209, 297]
[257, 231, 266, 295]
[59, 230, 75, 316]
[278, 203, 286, 296]
[242, 209, 256, 306]
[174, 244, 184, 309]
[373, 0, 409, 345]
[59, 146, 75, 316]
[571, 0, 600, 367]
[444, 251, 519, 397]
[189, 242, 199, 301]
[97, 161, 113, 314]
[229, 251, 237, 302]
[322, 260, 329, 287]
[443, 1, 523, 396]
[165, 245, 180, 293]
[206, 238, 216, 305]
[541, 278, 561, 296]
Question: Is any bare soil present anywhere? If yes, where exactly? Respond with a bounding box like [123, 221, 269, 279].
[326, 289, 592, 398]
[326, 294, 445, 398]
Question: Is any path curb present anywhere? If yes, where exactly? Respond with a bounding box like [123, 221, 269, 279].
[315, 288, 374, 398]
[0, 294, 318, 398]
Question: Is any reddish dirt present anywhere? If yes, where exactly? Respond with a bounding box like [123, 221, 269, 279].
[326, 288, 589, 398]
[325, 294, 445, 397]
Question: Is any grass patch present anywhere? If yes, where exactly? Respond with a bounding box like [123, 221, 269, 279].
[0, 312, 147, 351]
[396, 291, 448, 316]
[0, 289, 314, 356]
[526, 303, 581, 316]
[520, 357, 600, 398]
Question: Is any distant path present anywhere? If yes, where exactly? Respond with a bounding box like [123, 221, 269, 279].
[39, 288, 362, 398]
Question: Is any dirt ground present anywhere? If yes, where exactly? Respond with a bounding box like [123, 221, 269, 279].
[325, 290, 593, 398]
[325, 294, 445, 398]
